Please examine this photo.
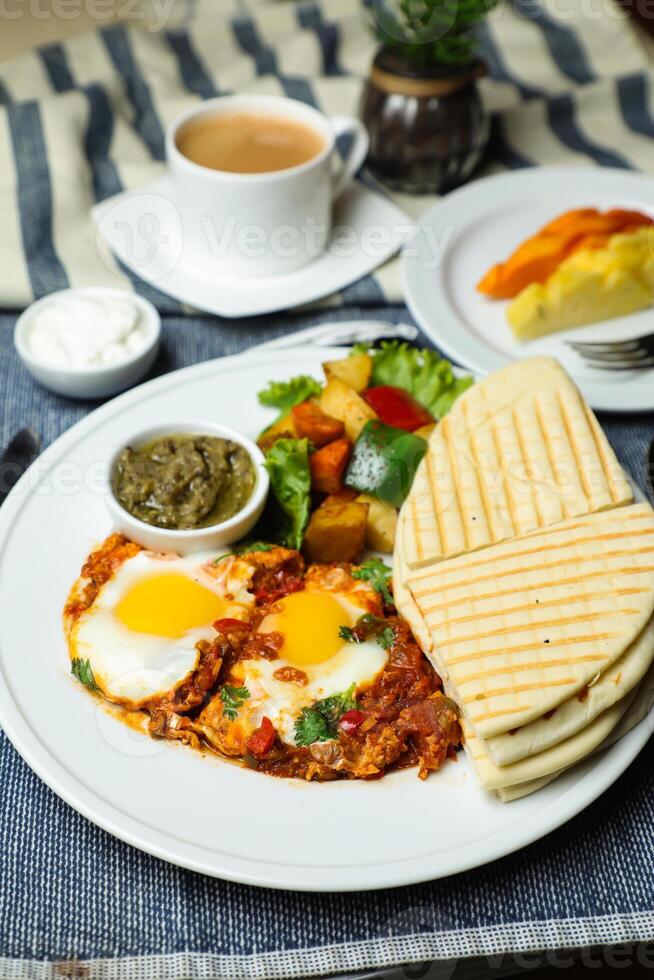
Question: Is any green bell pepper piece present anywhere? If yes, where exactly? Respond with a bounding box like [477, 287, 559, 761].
[344, 420, 428, 507]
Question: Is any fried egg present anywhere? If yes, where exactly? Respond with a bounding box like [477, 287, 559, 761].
[69, 550, 253, 707]
[231, 587, 389, 745]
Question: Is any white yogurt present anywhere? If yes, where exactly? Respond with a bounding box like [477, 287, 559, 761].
[27, 293, 148, 369]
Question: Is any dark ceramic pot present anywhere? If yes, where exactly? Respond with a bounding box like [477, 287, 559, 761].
[360, 48, 489, 194]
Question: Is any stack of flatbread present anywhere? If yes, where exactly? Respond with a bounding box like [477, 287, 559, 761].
[395, 357, 654, 801]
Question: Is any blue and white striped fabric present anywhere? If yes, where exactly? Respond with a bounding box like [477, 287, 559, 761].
[0, 0, 653, 312]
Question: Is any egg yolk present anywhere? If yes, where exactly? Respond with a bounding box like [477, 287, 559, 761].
[258, 590, 354, 666]
[116, 573, 227, 637]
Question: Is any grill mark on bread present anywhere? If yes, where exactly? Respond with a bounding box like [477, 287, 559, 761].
[469, 430, 495, 541]
[557, 388, 593, 505]
[443, 425, 470, 552]
[435, 610, 640, 648]
[409, 509, 654, 584]
[417, 568, 654, 614]
[455, 655, 610, 685]
[471, 704, 533, 723]
[535, 396, 571, 519]
[513, 406, 545, 529]
[442, 633, 620, 666]
[464, 677, 576, 704]
[491, 419, 519, 537]
[411, 533, 654, 597]
[583, 402, 625, 505]
[438, 587, 649, 626]
[426, 449, 447, 557]
[410, 496, 424, 562]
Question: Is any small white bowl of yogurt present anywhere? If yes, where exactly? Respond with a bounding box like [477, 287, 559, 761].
[14, 287, 161, 399]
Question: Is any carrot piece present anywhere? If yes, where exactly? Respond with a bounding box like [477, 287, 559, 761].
[291, 401, 345, 448]
[309, 438, 353, 494]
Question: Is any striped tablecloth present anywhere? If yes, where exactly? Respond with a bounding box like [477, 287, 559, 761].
[0, 0, 653, 311]
[1, 2, 654, 978]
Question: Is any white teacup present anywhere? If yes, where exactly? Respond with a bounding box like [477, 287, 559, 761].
[166, 94, 369, 278]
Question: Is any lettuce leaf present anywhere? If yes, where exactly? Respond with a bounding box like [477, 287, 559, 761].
[258, 375, 322, 428]
[262, 438, 312, 550]
[369, 341, 473, 420]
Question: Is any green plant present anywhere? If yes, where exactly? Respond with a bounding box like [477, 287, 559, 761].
[375, 0, 500, 67]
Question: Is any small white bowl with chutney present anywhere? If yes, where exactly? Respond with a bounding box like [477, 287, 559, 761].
[14, 287, 161, 400]
[106, 421, 270, 555]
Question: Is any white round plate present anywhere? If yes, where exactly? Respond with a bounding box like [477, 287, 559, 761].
[403, 167, 654, 413]
[0, 348, 651, 891]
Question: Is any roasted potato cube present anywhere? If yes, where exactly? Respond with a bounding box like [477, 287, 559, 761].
[257, 412, 297, 453]
[323, 353, 373, 393]
[320, 378, 377, 442]
[303, 494, 369, 563]
[355, 494, 397, 553]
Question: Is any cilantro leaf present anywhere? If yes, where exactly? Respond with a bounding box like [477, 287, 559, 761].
[340, 613, 396, 652]
[214, 541, 275, 563]
[262, 438, 312, 550]
[294, 683, 359, 746]
[220, 684, 250, 721]
[378, 626, 395, 651]
[350, 342, 370, 356]
[258, 375, 322, 429]
[338, 625, 360, 643]
[352, 558, 394, 608]
[370, 341, 473, 420]
[71, 657, 100, 693]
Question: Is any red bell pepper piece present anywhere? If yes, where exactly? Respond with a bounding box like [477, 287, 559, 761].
[362, 386, 434, 431]
[246, 716, 276, 758]
[339, 709, 366, 734]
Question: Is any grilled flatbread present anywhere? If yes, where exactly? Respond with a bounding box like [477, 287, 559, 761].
[485, 615, 654, 765]
[401, 357, 632, 570]
[462, 684, 639, 790]
[496, 660, 654, 801]
[408, 503, 654, 739]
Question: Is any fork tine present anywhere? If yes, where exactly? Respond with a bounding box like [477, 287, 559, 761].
[580, 355, 654, 371]
[568, 339, 643, 353]
[572, 346, 652, 363]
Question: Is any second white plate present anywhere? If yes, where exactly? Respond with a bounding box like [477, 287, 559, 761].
[93, 177, 411, 318]
[403, 166, 654, 412]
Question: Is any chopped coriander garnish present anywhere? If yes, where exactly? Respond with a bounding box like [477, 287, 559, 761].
[338, 625, 360, 643]
[340, 613, 395, 652]
[220, 684, 250, 720]
[294, 683, 359, 746]
[214, 541, 275, 564]
[352, 558, 394, 607]
[71, 657, 100, 693]
[377, 626, 395, 651]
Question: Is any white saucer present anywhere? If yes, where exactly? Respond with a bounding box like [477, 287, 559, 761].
[402, 167, 654, 413]
[93, 176, 412, 318]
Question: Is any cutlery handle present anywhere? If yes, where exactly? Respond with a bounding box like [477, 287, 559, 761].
[249, 320, 418, 352]
[0, 428, 41, 506]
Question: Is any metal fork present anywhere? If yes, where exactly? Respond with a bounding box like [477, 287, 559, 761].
[568, 332, 654, 370]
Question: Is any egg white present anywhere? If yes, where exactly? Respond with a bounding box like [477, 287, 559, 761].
[70, 550, 251, 707]
[233, 594, 388, 746]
